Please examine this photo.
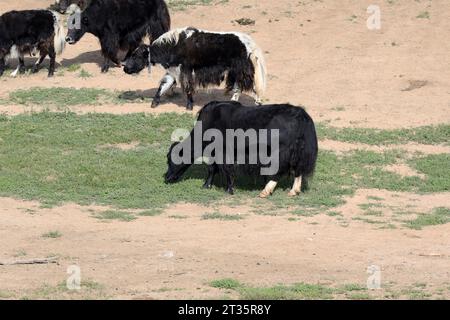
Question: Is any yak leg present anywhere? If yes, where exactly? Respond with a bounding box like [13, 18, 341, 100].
[101, 56, 111, 73]
[222, 165, 235, 195]
[0, 56, 5, 77]
[152, 73, 176, 108]
[47, 45, 56, 77]
[31, 50, 47, 74]
[101, 34, 121, 73]
[288, 176, 302, 197]
[259, 180, 278, 198]
[186, 92, 194, 110]
[183, 69, 195, 110]
[10, 52, 25, 77]
[10, 65, 20, 77]
[19, 54, 26, 74]
[203, 164, 219, 189]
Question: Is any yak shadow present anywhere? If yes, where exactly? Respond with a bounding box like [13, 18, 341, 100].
[60, 50, 105, 68]
[6, 50, 105, 72]
[167, 163, 292, 193]
[7, 50, 103, 68]
[132, 87, 257, 110]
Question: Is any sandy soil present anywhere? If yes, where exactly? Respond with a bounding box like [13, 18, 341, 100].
[1, 196, 449, 299]
[0, 0, 449, 299]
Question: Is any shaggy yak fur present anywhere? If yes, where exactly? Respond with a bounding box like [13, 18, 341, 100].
[123, 27, 267, 110]
[165, 101, 318, 197]
[65, 0, 171, 73]
[52, 0, 90, 13]
[0, 10, 65, 77]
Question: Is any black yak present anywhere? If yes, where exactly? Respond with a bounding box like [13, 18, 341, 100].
[0, 10, 66, 77]
[165, 101, 318, 197]
[123, 27, 267, 110]
[65, 0, 171, 73]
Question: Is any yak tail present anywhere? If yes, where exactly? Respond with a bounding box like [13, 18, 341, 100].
[300, 119, 319, 192]
[249, 44, 267, 104]
[51, 11, 66, 55]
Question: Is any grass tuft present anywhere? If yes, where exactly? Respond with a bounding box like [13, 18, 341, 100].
[95, 210, 136, 222]
[210, 279, 242, 290]
[202, 212, 244, 221]
[42, 231, 62, 239]
[8, 87, 111, 106]
[405, 207, 450, 230]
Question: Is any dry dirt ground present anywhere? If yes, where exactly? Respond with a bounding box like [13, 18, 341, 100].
[0, 0, 449, 299]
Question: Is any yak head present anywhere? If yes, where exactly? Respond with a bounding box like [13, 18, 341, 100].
[65, 0, 104, 44]
[124, 39, 179, 75]
[123, 44, 151, 75]
[165, 142, 192, 184]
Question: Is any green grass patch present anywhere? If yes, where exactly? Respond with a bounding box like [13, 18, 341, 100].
[211, 281, 335, 300]
[363, 210, 384, 217]
[29, 280, 106, 299]
[405, 207, 450, 230]
[95, 210, 136, 222]
[42, 231, 62, 239]
[347, 293, 372, 300]
[169, 215, 189, 219]
[2, 87, 155, 107]
[367, 196, 384, 201]
[316, 123, 450, 146]
[416, 11, 430, 19]
[202, 212, 244, 221]
[0, 112, 448, 217]
[359, 203, 385, 210]
[409, 154, 450, 192]
[0, 291, 14, 299]
[339, 284, 367, 292]
[66, 64, 81, 72]
[7, 87, 113, 106]
[139, 208, 163, 217]
[78, 69, 92, 79]
[239, 283, 334, 300]
[326, 211, 343, 217]
[352, 217, 384, 225]
[210, 279, 242, 290]
[167, 0, 215, 11]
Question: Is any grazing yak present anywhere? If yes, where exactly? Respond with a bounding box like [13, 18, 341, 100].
[0, 10, 66, 77]
[165, 101, 318, 197]
[65, 0, 171, 73]
[123, 27, 267, 110]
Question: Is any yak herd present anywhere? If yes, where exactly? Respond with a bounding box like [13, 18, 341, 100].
[0, 0, 318, 197]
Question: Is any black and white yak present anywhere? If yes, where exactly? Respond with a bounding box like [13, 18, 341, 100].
[0, 10, 66, 77]
[65, 0, 171, 73]
[165, 101, 318, 197]
[123, 27, 267, 110]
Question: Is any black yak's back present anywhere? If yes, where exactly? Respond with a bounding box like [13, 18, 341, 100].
[197, 101, 319, 178]
[98, 0, 170, 41]
[0, 10, 54, 43]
